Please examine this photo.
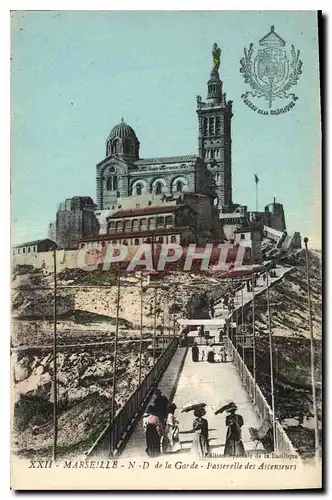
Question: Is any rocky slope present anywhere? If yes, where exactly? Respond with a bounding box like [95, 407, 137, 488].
[11, 266, 223, 458]
[12, 342, 153, 457]
[241, 250, 322, 458]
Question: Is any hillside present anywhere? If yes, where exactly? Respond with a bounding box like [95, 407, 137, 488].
[241, 250, 322, 458]
[11, 252, 322, 459]
[11, 267, 225, 458]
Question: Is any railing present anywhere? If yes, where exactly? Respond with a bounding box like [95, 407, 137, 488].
[87, 337, 178, 457]
[224, 336, 298, 455]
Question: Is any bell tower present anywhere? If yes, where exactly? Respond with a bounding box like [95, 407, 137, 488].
[197, 43, 233, 210]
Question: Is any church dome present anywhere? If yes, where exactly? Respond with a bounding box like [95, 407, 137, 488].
[107, 120, 139, 142]
[106, 119, 140, 159]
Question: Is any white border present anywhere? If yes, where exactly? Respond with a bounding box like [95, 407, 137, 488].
[1, 2, 329, 498]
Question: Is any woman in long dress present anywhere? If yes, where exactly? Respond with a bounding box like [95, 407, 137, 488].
[223, 403, 246, 457]
[163, 403, 181, 453]
[191, 342, 199, 362]
[191, 408, 210, 458]
[207, 346, 215, 363]
[143, 405, 164, 457]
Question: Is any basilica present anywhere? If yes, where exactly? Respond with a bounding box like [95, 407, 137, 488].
[96, 43, 232, 215]
[49, 43, 286, 259]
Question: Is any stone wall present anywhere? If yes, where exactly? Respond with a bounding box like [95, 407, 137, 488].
[12, 250, 79, 273]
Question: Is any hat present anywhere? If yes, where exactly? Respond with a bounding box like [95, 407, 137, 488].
[194, 407, 206, 417]
[168, 402, 177, 413]
[226, 402, 238, 412]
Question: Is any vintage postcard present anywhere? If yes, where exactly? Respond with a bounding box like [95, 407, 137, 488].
[10, 10, 322, 490]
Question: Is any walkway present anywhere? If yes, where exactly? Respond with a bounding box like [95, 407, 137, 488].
[213, 264, 293, 320]
[120, 264, 293, 459]
[121, 347, 264, 459]
[120, 347, 187, 458]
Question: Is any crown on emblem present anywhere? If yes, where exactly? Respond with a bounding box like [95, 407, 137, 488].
[259, 26, 286, 48]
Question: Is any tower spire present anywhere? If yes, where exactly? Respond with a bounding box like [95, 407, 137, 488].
[207, 43, 222, 102]
[196, 42, 233, 210]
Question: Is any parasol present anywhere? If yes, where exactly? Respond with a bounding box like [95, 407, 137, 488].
[181, 403, 207, 413]
[214, 401, 237, 415]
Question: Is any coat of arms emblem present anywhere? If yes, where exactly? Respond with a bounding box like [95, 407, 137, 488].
[240, 26, 303, 111]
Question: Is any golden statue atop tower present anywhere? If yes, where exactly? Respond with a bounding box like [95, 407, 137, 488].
[212, 43, 221, 72]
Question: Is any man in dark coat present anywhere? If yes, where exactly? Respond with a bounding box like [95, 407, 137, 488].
[153, 389, 169, 424]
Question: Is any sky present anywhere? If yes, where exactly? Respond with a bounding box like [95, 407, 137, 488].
[10, 10, 321, 248]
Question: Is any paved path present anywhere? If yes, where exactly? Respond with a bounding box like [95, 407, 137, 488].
[121, 347, 264, 459]
[213, 264, 293, 320]
[121, 347, 187, 458]
[120, 265, 293, 460]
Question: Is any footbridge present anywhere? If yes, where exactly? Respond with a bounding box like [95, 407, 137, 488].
[87, 265, 297, 460]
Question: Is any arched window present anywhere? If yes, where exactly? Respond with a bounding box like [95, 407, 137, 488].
[107, 176, 118, 191]
[111, 139, 121, 155]
[203, 118, 208, 135]
[124, 220, 132, 232]
[209, 117, 214, 135]
[136, 184, 142, 195]
[158, 236, 164, 243]
[156, 217, 164, 228]
[155, 182, 162, 195]
[176, 181, 183, 193]
[134, 238, 140, 245]
[216, 116, 221, 135]
[171, 235, 177, 243]
[123, 139, 132, 155]
[132, 219, 139, 231]
[140, 218, 148, 230]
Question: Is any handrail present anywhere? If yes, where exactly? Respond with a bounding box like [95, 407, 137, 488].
[87, 337, 178, 457]
[224, 336, 298, 455]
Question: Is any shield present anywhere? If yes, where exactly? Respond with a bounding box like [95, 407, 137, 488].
[254, 48, 288, 87]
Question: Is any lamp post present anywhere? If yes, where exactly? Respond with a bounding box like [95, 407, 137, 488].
[153, 287, 157, 360]
[252, 273, 256, 403]
[266, 270, 276, 450]
[110, 270, 121, 456]
[52, 248, 58, 462]
[304, 237, 320, 460]
[138, 276, 144, 385]
[241, 278, 245, 369]
[162, 305, 165, 353]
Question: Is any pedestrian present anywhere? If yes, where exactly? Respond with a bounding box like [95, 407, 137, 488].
[219, 346, 226, 363]
[191, 407, 210, 458]
[191, 342, 199, 362]
[153, 388, 169, 425]
[163, 403, 181, 453]
[143, 405, 164, 457]
[223, 402, 246, 457]
[207, 345, 215, 363]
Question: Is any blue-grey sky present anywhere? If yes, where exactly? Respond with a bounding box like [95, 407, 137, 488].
[11, 10, 321, 247]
